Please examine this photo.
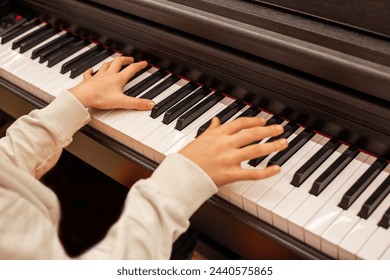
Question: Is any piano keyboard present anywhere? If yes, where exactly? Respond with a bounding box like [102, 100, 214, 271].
[1, 19, 389, 260]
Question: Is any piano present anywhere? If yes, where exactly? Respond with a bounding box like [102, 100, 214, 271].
[0, 0, 389, 259]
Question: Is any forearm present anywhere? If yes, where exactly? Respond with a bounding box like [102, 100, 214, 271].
[80, 153, 218, 259]
[0, 90, 90, 178]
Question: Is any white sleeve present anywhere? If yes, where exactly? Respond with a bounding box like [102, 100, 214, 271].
[0, 90, 218, 259]
[0, 90, 90, 179]
[80, 153, 218, 259]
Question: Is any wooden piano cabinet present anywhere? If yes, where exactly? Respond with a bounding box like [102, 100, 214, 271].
[191, 196, 330, 259]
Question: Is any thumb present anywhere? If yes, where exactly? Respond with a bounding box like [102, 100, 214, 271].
[209, 116, 221, 128]
[121, 95, 155, 111]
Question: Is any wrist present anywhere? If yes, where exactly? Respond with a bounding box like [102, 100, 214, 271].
[69, 85, 89, 108]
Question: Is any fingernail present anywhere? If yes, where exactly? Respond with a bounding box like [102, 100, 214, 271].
[280, 138, 288, 146]
[272, 165, 281, 172]
[275, 125, 283, 131]
[258, 117, 266, 124]
[148, 101, 155, 109]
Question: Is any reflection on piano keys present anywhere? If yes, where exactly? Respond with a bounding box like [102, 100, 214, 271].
[1, 17, 389, 260]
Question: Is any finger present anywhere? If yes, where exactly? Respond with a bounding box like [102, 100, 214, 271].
[234, 138, 288, 162]
[119, 60, 148, 81]
[232, 124, 284, 147]
[209, 116, 221, 128]
[222, 117, 266, 135]
[233, 164, 281, 181]
[201, 117, 221, 134]
[94, 61, 111, 76]
[107, 56, 134, 74]
[83, 68, 93, 80]
[115, 95, 155, 110]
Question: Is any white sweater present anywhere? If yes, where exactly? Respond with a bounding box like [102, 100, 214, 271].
[0, 90, 218, 259]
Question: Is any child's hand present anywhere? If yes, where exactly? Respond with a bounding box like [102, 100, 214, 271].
[69, 56, 154, 110]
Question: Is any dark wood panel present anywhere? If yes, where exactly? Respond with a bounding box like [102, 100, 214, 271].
[251, 0, 390, 38]
[191, 196, 330, 259]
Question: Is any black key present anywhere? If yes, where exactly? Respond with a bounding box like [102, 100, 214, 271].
[266, 115, 283, 126]
[358, 175, 390, 219]
[32, 33, 75, 60]
[39, 37, 77, 63]
[124, 65, 151, 81]
[175, 92, 224, 131]
[12, 24, 51, 50]
[19, 27, 58, 53]
[241, 115, 283, 149]
[0, 17, 27, 38]
[124, 69, 167, 97]
[235, 106, 260, 118]
[163, 86, 211, 125]
[1, 20, 39, 44]
[338, 157, 387, 210]
[46, 39, 89, 67]
[61, 45, 102, 74]
[291, 138, 340, 187]
[101, 63, 151, 82]
[32, 33, 71, 59]
[150, 82, 198, 118]
[214, 100, 245, 124]
[310, 146, 358, 196]
[139, 74, 180, 99]
[267, 128, 315, 167]
[378, 206, 390, 229]
[70, 48, 114, 78]
[196, 100, 245, 136]
[248, 122, 298, 167]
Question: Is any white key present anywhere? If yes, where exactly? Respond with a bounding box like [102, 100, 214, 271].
[42, 43, 96, 93]
[286, 145, 357, 240]
[121, 79, 188, 153]
[216, 108, 269, 200]
[131, 80, 189, 154]
[0, 23, 46, 66]
[240, 127, 303, 217]
[224, 162, 255, 208]
[272, 137, 333, 232]
[141, 86, 205, 160]
[256, 133, 324, 224]
[93, 67, 161, 140]
[356, 226, 390, 259]
[320, 156, 382, 258]
[0, 22, 45, 64]
[303, 154, 373, 250]
[113, 73, 174, 144]
[47, 44, 113, 99]
[222, 112, 274, 206]
[142, 89, 216, 159]
[125, 79, 188, 138]
[338, 165, 390, 259]
[150, 92, 225, 162]
[380, 245, 390, 260]
[10, 32, 65, 100]
[32, 45, 112, 102]
[162, 96, 236, 157]
[89, 66, 158, 132]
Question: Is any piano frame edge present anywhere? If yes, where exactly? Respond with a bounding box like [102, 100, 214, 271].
[0, 78, 330, 259]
